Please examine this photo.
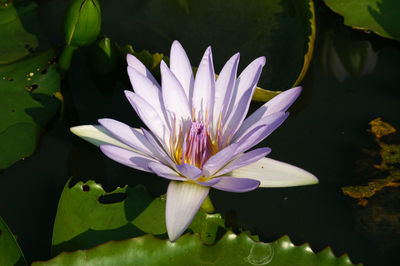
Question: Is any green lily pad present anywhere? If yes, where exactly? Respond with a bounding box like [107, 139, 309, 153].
[0, 49, 61, 169]
[324, 0, 400, 41]
[0, 0, 61, 169]
[115, 0, 315, 93]
[0, 0, 48, 64]
[0, 216, 26, 266]
[51, 179, 226, 255]
[36, 231, 360, 266]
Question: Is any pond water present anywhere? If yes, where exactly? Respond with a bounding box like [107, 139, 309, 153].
[0, 1, 399, 265]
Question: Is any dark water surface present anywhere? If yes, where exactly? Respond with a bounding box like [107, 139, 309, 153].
[1, 1, 399, 265]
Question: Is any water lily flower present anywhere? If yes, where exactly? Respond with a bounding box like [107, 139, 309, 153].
[71, 41, 318, 241]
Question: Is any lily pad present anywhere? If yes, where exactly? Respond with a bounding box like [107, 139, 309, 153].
[324, 0, 400, 41]
[51, 179, 226, 255]
[0, 49, 61, 169]
[110, 0, 315, 92]
[0, 0, 61, 169]
[36, 231, 360, 266]
[0, 0, 48, 64]
[0, 216, 26, 266]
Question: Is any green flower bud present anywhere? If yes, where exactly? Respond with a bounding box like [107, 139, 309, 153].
[63, 0, 101, 47]
[87, 36, 118, 74]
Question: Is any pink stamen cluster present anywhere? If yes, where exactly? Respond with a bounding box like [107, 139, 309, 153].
[181, 121, 214, 168]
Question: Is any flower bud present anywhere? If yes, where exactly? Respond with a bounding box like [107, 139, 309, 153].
[87, 36, 118, 74]
[63, 0, 101, 47]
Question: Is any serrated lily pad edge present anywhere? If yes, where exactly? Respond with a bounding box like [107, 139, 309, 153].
[34, 231, 362, 265]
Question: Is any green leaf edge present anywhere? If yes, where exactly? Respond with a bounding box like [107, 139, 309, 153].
[34, 230, 361, 266]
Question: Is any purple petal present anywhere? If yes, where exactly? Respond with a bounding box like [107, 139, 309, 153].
[141, 128, 176, 169]
[212, 176, 260, 192]
[160, 61, 191, 120]
[237, 87, 302, 138]
[170, 40, 194, 101]
[124, 91, 170, 146]
[100, 144, 156, 172]
[222, 86, 256, 144]
[166, 181, 210, 241]
[148, 162, 186, 181]
[216, 147, 271, 176]
[194, 177, 221, 187]
[176, 163, 202, 179]
[212, 53, 240, 134]
[192, 46, 215, 121]
[235, 112, 288, 153]
[202, 144, 239, 177]
[126, 54, 160, 87]
[230, 157, 318, 187]
[98, 119, 155, 157]
[224, 56, 265, 123]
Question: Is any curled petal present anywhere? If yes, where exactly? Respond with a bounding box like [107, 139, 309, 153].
[230, 157, 318, 187]
[70, 125, 133, 151]
[148, 162, 186, 181]
[100, 145, 156, 172]
[166, 181, 209, 241]
[212, 176, 260, 192]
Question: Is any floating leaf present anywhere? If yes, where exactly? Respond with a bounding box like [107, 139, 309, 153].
[36, 231, 360, 266]
[0, 216, 26, 266]
[0, 0, 61, 169]
[0, 0, 49, 64]
[324, 0, 400, 41]
[0, 49, 61, 169]
[342, 118, 400, 206]
[51, 179, 226, 255]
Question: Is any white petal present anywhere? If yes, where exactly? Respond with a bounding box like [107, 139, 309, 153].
[166, 181, 209, 241]
[160, 61, 191, 121]
[70, 125, 134, 151]
[127, 66, 167, 123]
[170, 40, 194, 101]
[192, 46, 215, 121]
[230, 157, 318, 187]
[126, 54, 160, 87]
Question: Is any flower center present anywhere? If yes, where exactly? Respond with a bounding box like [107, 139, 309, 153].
[172, 120, 215, 168]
